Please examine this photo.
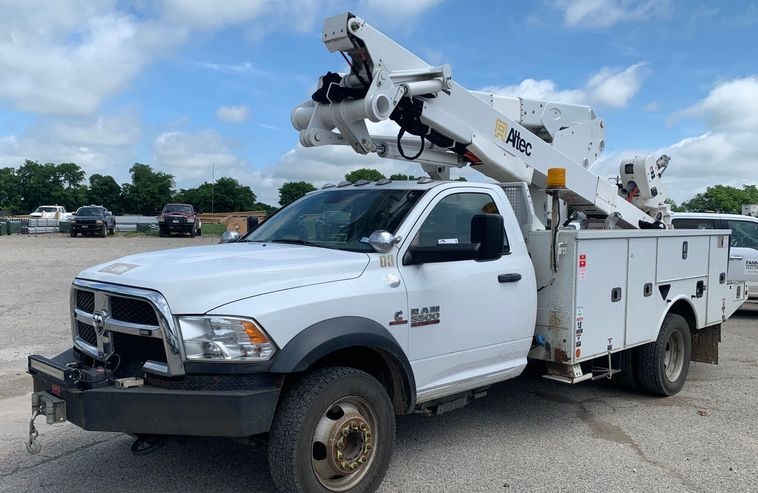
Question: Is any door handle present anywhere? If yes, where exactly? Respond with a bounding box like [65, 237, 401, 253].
[730, 256, 743, 261]
[498, 273, 522, 283]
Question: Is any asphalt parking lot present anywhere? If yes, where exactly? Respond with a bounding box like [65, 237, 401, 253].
[0, 234, 756, 492]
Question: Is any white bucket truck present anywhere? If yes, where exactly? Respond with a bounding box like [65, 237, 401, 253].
[27, 13, 745, 493]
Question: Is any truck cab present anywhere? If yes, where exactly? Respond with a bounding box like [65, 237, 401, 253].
[672, 212, 758, 298]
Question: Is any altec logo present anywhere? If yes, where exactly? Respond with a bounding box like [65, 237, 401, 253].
[494, 119, 532, 156]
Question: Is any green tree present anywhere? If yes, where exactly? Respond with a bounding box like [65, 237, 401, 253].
[88, 174, 122, 212]
[0, 167, 22, 213]
[664, 198, 685, 213]
[345, 168, 385, 183]
[16, 160, 86, 211]
[279, 181, 316, 206]
[175, 177, 257, 213]
[120, 163, 175, 215]
[680, 185, 758, 214]
[389, 173, 421, 181]
[254, 202, 277, 213]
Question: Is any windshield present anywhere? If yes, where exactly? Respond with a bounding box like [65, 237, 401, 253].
[727, 220, 758, 249]
[163, 204, 193, 214]
[35, 206, 57, 213]
[245, 188, 427, 252]
[75, 207, 104, 216]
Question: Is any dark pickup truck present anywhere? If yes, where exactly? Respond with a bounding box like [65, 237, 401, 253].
[158, 203, 201, 237]
[70, 206, 115, 237]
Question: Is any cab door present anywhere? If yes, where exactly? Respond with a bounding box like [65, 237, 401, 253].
[724, 218, 758, 296]
[398, 189, 535, 399]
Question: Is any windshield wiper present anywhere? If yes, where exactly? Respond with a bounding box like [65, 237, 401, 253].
[270, 239, 313, 246]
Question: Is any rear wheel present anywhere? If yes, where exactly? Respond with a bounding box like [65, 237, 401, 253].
[268, 367, 395, 493]
[636, 313, 691, 396]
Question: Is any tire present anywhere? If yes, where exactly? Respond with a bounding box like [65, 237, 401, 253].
[159, 227, 166, 238]
[189, 227, 196, 238]
[268, 367, 395, 493]
[197, 228, 202, 236]
[70, 230, 77, 238]
[108, 225, 114, 235]
[99, 225, 107, 237]
[636, 314, 691, 396]
[612, 348, 639, 391]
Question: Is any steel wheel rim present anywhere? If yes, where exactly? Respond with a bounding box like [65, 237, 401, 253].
[663, 330, 685, 382]
[311, 395, 379, 491]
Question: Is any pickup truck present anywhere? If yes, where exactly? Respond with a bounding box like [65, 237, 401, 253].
[29, 205, 70, 220]
[158, 203, 201, 237]
[70, 206, 116, 237]
[27, 180, 745, 493]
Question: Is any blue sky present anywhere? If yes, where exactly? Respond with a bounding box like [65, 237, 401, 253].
[1, 0, 757, 205]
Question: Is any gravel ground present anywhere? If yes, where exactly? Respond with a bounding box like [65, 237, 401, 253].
[0, 234, 756, 493]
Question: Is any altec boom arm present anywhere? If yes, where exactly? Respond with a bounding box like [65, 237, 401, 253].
[292, 13, 658, 229]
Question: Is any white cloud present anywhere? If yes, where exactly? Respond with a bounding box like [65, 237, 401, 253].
[481, 62, 647, 108]
[359, 0, 446, 18]
[216, 105, 250, 124]
[153, 130, 247, 184]
[592, 76, 758, 203]
[0, 1, 186, 115]
[0, 110, 142, 178]
[160, 0, 269, 30]
[557, 0, 672, 29]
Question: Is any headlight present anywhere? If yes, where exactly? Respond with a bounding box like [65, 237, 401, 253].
[96, 220, 103, 224]
[178, 316, 276, 362]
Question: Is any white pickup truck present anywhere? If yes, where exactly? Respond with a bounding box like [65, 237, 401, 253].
[26, 12, 747, 493]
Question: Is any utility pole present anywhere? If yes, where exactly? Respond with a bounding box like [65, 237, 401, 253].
[211, 163, 215, 214]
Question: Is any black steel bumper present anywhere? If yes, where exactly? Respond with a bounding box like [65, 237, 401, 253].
[29, 350, 282, 437]
[160, 222, 192, 232]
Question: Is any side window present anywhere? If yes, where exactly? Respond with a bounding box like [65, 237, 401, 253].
[672, 218, 716, 229]
[726, 220, 758, 249]
[413, 193, 509, 253]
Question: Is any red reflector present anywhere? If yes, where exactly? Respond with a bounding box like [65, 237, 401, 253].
[51, 384, 62, 397]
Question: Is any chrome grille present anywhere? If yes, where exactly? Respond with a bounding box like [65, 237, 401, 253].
[70, 280, 183, 377]
[76, 290, 95, 312]
[76, 320, 97, 346]
[110, 296, 159, 325]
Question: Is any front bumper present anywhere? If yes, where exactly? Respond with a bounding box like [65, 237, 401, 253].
[29, 349, 282, 437]
[159, 220, 193, 232]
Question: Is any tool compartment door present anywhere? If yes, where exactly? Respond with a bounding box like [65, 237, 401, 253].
[625, 238, 662, 346]
[574, 239, 628, 359]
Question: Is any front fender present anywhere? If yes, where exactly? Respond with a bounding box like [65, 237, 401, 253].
[269, 316, 416, 412]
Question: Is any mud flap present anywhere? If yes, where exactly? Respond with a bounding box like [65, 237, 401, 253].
[691, 324, 720, 364]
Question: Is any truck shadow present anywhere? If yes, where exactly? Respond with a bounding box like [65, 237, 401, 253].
[13, 369, 678, 493]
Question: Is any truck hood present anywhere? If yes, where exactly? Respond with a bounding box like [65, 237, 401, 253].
[77, 242, 370, 314]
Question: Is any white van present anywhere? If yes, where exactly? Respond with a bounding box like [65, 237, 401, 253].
[672, 212, 758, 298]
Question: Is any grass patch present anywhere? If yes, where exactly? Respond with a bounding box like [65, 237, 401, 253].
[201, 223, 227, 235]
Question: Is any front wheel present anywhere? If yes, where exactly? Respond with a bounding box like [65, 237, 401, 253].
[69, 230, 77, 238]
[636, 313, 691, 396]
[99, 225, 107, 237]
[268, 367, 395, 493]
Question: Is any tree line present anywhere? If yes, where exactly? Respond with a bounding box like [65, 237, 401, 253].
[0, 160, 273, 216]
[5, 161, 750, 216]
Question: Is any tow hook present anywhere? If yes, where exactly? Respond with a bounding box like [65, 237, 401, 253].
[130, 435, 169, 456]
[25, 392, 67, 455]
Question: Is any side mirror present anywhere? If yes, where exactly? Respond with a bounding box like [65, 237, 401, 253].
[219, 230, 240, 243]
[471, 213, 504, 261]
[369, 230, 401, 253]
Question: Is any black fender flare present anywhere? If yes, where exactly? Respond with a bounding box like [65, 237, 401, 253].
[270, 316, 416, 413]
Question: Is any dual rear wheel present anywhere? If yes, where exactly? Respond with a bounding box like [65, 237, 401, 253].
[615, 313, 692, 396]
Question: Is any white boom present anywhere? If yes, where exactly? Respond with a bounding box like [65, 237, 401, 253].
[292, 12, 667, 229]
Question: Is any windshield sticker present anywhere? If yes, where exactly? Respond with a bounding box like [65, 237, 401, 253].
[99, 263, 139, 275]
[438, 238, 458, 245]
